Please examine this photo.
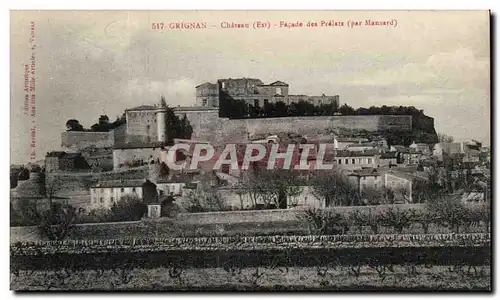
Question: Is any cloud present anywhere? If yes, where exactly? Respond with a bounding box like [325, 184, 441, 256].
[125, 78, 196, 106]
[340, 47, 489, 91]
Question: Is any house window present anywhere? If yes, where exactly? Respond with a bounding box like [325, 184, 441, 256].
[276, 88, 282, 95]
[338, 159, 342, 164]
[120, 188, 124, 192]
[368, 158, 373, 164]
[132, 187, 136, 193]
[352, 159, 356, 164]
[254, 99, 259, 107]
[202, 99, 208, 106]
[111, 197, 114, 203]
[99, 197, 103, 203]
[264, 99, 269, 106]
[345, 159, 349, 164]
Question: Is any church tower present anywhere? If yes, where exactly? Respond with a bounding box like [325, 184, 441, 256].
[156, 96, 167, 143]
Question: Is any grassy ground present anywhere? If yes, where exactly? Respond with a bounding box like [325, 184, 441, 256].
[11, 265, 491, 291]
[67, 219, 488, 240]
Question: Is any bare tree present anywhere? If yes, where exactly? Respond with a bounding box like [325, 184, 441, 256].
[242, 169, 304, 209]
[309, 169, 359, 207]
[186, 178, 226, 212]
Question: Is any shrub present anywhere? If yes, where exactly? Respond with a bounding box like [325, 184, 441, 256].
[300, 208, 349, 235]
[107, 195, 147, 222]
[348, 209, 381, 234]
[408, 208, 436, 234]
[38, 203, 76, 241]
[427, 195, 469, 233]
[13, 198, 42, 226]
[10, 202, 24, 227]
[74, 208, 113, 224]
[381, 207, 412, 234]
[466, 203, 490, 233]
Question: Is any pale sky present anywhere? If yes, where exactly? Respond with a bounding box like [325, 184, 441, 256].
[10, 10, 490, 164]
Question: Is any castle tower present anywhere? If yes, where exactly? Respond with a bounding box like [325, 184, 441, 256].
[156, 96, 167, 143]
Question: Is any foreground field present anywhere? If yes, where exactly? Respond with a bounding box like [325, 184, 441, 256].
[10, 233, 491, 291]
[11, 265, 491, 291]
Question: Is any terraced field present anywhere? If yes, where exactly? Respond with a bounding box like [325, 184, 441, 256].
[10, 233, 491, 291]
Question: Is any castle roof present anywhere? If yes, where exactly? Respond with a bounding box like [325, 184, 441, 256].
[126, 105, 157, 111]
[91, 179, 150, 188]
[195, 82, 216, 88]
[268, 80, 289, 86]
[218, 78, 264, 84]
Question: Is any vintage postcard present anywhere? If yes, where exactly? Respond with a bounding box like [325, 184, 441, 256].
[10, 10, 491, 291]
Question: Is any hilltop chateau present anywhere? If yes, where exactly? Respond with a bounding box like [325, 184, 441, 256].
[195, 77, 340, 108]
[60, 77, 416, 151]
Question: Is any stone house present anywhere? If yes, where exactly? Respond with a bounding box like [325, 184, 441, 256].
[89, 179, 157, 209]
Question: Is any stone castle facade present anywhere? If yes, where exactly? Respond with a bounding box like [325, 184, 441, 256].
[61, 78, 414, 151]
[196, 78, 340, 108]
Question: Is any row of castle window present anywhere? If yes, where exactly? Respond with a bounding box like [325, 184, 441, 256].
[337, 158, 373, 165]
[92, 187, 137, 193]
[128, 112, 156, 118]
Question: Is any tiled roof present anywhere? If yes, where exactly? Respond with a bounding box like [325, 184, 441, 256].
[380, 152, 398, 159]
[337, 138, 369, 143]
[91, 179, 148, 188]
[387, 170, 428, 181]
[349, 168, 380, 177]
[335, 150, 379, 157]
[156, 173, 193, 184]
[392, 145, 407, 152]
[46, 151, 67, 157]
[347, 143, 376, 147]
[173, 106, 219, 112]
[113, 141, 167, 149]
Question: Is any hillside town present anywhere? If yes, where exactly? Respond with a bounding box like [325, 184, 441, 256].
[10, 78, 491, 221]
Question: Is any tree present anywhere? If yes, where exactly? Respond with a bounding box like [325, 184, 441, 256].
[426, 194, 469, 233]
[243, 169, 304, 209]
[18, 167, 30, 181]
[360, 186, 384, 205]
[186, 174, 227, 212]
[65, 119, 84, 131]
[107, 195, 147, 222]
[98, 115, 110, 125]
[381, 207, 412, 233]
[274, 101, 288, 117]
[179, 114, 193, 139]
[163, 105, 193, 144]
[438, 133, 454, 143]
[300, 208, 349, 235]
[12, 198, 41, 226]
[38, 202, 76, 241]
[338, 104, 356, 115]
[309, 170, 359, 207]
